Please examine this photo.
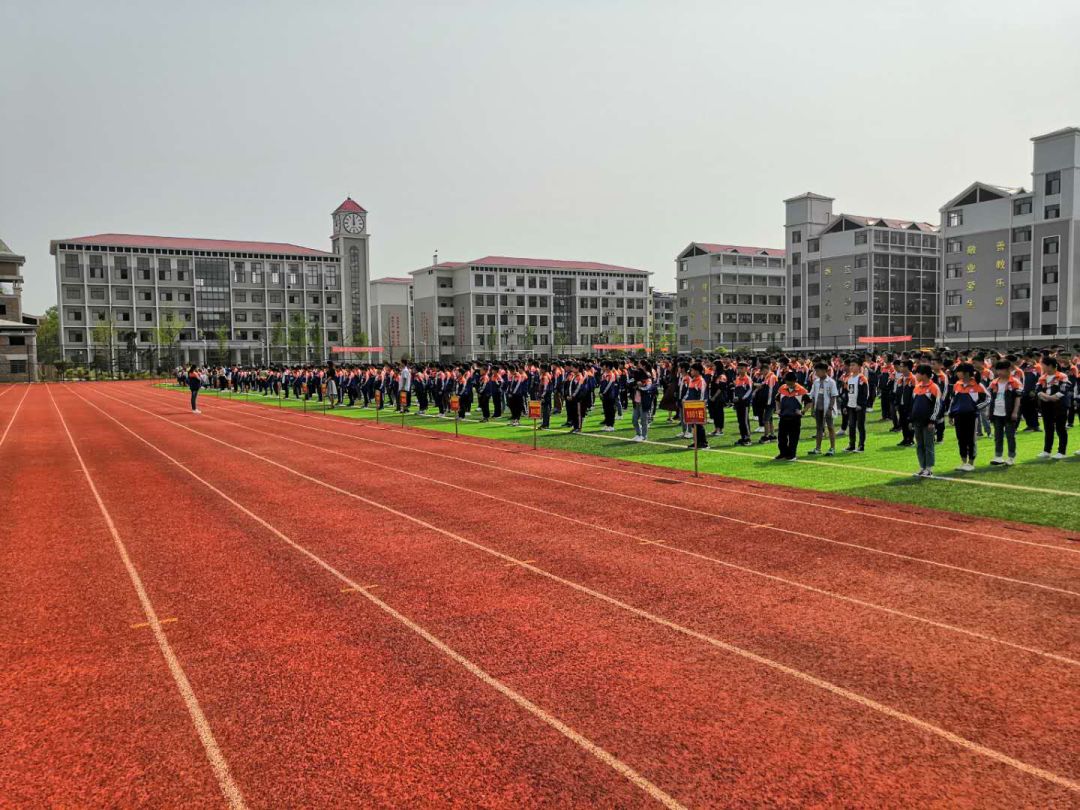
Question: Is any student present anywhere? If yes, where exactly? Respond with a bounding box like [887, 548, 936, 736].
[187, 364, 203, 413]
[599, 364, 619, 432]
[731, 362, 754, 446]
[807, 361, 838, 456]
[683, 363, 708, 450]
[774, 372, 809, 461]
[986, 359, 1022, 465]
[629, 367, 655, 441]
[843, 359, 869, 453]
[707, 363, 727, 437]
[1036, 356, 1072, 459]
[910, 364, 941, 477]
[948, 363, 987, 472]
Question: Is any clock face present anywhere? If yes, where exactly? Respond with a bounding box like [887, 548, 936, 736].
[343, 213, 365, 234]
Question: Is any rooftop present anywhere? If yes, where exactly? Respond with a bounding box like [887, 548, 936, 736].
[826, 214, 938, 233]
[333, 197, 368, 214]
[372, 276, 413, 285]
[51, 233, 334, 257]
[464, 255, 649, 274]
[687, 242, 785, 259]
[1031, 126, 1080, 142]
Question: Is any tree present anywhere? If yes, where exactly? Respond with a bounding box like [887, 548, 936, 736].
[154, 312, 182, 372]
[270, 322, 286, 364]
[553, 329, 569, 356]
[487, 327, 496, 356]
[211, 326, 229, 366]
[91, 318, 118, 377]
[36, 306, 61, 365]
[308, 320, 324, 362]
[287, 312, 307, 363]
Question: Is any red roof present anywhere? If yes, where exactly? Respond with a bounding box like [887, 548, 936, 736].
[373, 276, 412, 284]
[334, 197, 367, 214]
[53, 233, 334, 257]
[466, 255, 648, 274]
[693, 243, 786, 258]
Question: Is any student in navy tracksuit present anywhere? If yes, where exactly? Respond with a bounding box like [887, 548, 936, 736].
[948, 363, 988, 471]
[1036, 356, 1072, 458]
[629, 367, 656, 441]
[774, 372, 810, 461]
[731, 363, 754, 446]
[187, 365, 203, 413]
[986, 360, 1022, 465]
[910, 364, 941, 477]
[842, 360, 869, 453]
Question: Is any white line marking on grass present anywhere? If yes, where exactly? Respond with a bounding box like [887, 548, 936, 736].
[168, 401, 1080, 668]
[133, 388, 1078, 598]
[80, 386, 1080, 798]
[74, 388, 687, 810]
[47, 386, 247, 810]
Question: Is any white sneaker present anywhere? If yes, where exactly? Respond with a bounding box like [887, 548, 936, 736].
[955, 463, 969, 472]
[989, 456, 1004, 465]
[632, 435, 644, 442]
[192, 409, 201, 414]
[1037, 451, 1051, 459]
[1005, 457, 1015, 466]
[1052, 452, 1066, 460]
[754, 426, 765, 433]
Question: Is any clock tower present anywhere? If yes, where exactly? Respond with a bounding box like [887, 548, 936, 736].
[331, 197, 371, 344]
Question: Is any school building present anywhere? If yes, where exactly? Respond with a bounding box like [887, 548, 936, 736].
[938, 127, 1080, 345]
[51, 198, 373, 367]
[410, 256, 651, 362]
[674, 242, 787, 352]
[369, 276, 414, 363]
[0, 237, 38, 382]
[784, 194, 940, 350]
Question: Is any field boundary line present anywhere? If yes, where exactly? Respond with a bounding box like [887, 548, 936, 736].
[173, 402, 1080, 668]
[135, 388, 1078, 598]
[86, 386, 1080, 797]
[46, 386, 247, 810]
[72, 388, 688, 810]
[176, 387, 1078, 554]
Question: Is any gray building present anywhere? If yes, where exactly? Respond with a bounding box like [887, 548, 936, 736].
[939, 126, 1080, 344]
[411, 255, 650, 362]
[648, 287, 676, 353]
[0, 237, 38, 382]
[51, 198, 372, 366]
[674, 242, 787, 352]
[369, 276, 414, 363]
[785, 195, 939, 349]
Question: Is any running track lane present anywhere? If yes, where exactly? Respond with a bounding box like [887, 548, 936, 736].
[0, 387, 229, 806]
[110, 384, 1080, 780]
[49, 386, 672, 807]
[79, 384, 1080, 804]
[137, 384, 1080, 659]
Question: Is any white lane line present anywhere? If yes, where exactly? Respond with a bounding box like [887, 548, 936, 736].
[86, 386, 1080, 797]
[47, 386, 247, 810]
[0, 386, 31, 448]
[180, 388, 1080, 554]
[73, 388, 686, 809]
[135, 389, 1077, 599]
[175, 401, 1080, 668]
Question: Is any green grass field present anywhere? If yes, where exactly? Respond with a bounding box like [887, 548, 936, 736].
[176, 385, 1080, 533]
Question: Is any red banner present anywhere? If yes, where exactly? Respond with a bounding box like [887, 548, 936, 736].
[592, 343, 645, 350]
[857, 336, 911, 344]
[331, 346, 385, 353]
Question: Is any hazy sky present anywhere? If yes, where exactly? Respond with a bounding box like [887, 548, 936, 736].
[3, 0, 1079, 314]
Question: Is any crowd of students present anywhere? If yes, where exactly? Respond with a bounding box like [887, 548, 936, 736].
[179, 344, 1078, 477]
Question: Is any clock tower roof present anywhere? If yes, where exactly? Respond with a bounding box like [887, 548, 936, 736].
[334, 197, 367, 215]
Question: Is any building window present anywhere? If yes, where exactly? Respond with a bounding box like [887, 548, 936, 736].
[1012, 227, 1031, 243]
[1013, 197, 1032, 216]
[1011, 284, 1030, 300]
[1045, 170, 1061, 196]
[1045, 204, 1060, 219]
[791, 231, 801, 244]
[807, 238, 819, 252]
[854, 231, 867, 245]
[1042, 296, 1058, 313]
[1044, 236, 1059, 255]
[945, 316, 962, 333]
[1043, 267, 1058, 285]
[1013, 257, 1031, 273]
[946, 238, 962, 253]
[946, 290, 962, 306]
[947, 210, 963, 227]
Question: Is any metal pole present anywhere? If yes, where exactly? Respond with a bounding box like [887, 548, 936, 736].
[533, 415, 538, 450]
[693, 424, 699, 478]
[455, 407, 459, 437]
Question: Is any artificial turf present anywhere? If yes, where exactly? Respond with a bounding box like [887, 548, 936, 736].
[174, 385, 1080, 533]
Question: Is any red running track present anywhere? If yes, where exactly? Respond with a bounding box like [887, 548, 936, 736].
[1, 381, 1077, 807]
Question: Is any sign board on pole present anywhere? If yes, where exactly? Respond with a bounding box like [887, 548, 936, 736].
[683, 401, 707, 425]
[449, 395, 460, 412]
[528, 400, 542, 419]
[375, 390, 382, 408]
[399, 390, 408, 408]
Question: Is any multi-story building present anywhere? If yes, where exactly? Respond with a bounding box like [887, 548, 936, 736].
[411, 256, 650, 361]
[0, 237, 38, 382]
[648, 287, 676, 352]
[369, 276, 413, 363]
[784, 194, 939, 349]
[939, 127, 1080, 344]
[51, 198, 372, 366]
[674, 242, 787, 352]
